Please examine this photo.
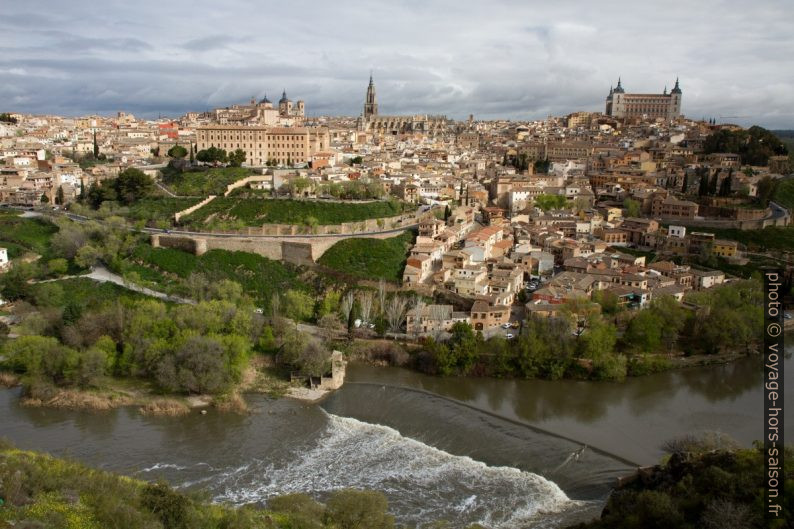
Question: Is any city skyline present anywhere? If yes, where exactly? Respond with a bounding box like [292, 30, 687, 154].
[2, 0, 793, 128]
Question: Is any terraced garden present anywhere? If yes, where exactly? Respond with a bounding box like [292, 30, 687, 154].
[160, 166, 253, 196]
[317, 230, 416, 282]
[179, 197, 411, 229]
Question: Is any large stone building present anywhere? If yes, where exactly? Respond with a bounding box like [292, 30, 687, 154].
[210, 90, 305, 126]
[196, 125, 330, 166]
[605, 78, 682, 120]
[357, 76, 449, 136]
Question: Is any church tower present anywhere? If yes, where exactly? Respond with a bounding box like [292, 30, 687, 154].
[364, 74, 378, 119]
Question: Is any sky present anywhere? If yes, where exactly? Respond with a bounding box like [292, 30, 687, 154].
[1, 0, 793, 128]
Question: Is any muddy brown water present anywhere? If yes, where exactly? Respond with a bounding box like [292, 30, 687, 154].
[1, 349, 790, 528]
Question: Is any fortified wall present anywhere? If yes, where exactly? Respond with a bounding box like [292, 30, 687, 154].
[151, 228, 410, 266]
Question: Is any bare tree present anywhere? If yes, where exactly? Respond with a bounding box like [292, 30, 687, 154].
[358, 291, 374, 324]
[411, 295, 426, 338]
[377, 279, 387, 317]
[385, 295, 408, 333]
[270, 292, 281, 321]
[340, 291, 355, 323]
[428, 304, 451, 341]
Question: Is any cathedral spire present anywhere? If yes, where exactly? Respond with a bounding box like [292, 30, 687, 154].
[364, 74, 378, 119]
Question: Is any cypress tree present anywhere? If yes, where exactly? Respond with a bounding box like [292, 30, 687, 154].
[698, 169, 709, 196]
[92, 131, 99, 158]
[681, 173, 689, 193]
[719, 173, 732, 196]
[709, 171, 719, 195]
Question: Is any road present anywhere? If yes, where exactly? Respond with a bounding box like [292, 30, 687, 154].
[86, 265, 194, 304]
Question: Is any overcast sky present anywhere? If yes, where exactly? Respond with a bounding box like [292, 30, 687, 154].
[2, 0, 792, 128]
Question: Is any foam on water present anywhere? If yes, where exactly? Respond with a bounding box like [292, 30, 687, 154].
[194, 413, 584, 528]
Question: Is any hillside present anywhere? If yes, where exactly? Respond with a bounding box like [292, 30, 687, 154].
[317, 230, 415, 282]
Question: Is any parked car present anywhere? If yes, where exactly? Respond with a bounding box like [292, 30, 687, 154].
[506, 333, 515, 339]
[501, 323, 511, 329]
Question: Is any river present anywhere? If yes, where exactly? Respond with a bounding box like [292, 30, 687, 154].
[1, 349, 790, 528]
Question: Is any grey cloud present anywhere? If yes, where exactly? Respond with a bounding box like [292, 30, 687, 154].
[0, 0, 792, 128]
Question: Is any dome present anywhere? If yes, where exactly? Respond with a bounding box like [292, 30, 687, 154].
[260, 94, 271, 104]
[279, 89, 290, 103]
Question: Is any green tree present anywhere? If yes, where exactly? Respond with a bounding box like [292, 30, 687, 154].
[651, 295, 687, 353]
[114, 168, 154, 205]
[75, 244, 102, 268]
[703, 125, 788, 166]
[697, 167, 710, 197]
[228, 148, 246, 167]
[578, 316, 617, 362]
[756, 175, 777, 205]
[167, 145, 188, 159]
[33, 282, 64, 308]
[92, 130, 99, 158]
[709, 171, 719, 195]
[140, 480, 191, 529]
[40, 193, 49, 204]
[324, 489, 395, 529]
[624, 310, 663, 353]
[534, 194, 566, 211]
[282, 290, 315, 321]
[268, 494, 324, 529]
[196, 146, 227, 164]
[623, 198, 641, 218]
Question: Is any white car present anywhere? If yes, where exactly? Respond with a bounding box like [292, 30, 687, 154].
[501, 323, 511, 329]
[506, 333, 515, 339]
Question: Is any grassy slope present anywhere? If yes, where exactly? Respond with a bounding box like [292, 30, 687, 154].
[129, 245, 302, 306]
[127, 197, 202, 223]
[161, 166, 253, 196]
[703, 225, 794, 252]
[772, 177, 794, 211]
[0, 211, 58, 256]
[30, 278, 149, 309]
[181, 198, 407, 228]
[569, 446, 792, 529]
[317, 230, 415, 282]
[0, 446, 282, 529]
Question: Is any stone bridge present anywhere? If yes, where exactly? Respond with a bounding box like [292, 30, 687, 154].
[150, 226, 414, 266]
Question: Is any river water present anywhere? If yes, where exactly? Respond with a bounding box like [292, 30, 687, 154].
[1, 350, 790, 528]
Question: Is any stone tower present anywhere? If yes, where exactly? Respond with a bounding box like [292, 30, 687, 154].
[668, 77, 682, 120]
[364, 74, 378, 119]
[279, 89, 293, 117]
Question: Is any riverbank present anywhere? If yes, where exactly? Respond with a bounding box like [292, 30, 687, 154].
[0, 358, 297, 415]
[348, 335, 762, 382]
[0, 443, 401, 529]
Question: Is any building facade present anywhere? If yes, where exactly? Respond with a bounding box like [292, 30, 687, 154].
[196, 125, 330, 166]
[605, 78, 682, 120]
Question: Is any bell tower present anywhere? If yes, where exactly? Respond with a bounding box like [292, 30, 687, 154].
[364, 74, 378, 119]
